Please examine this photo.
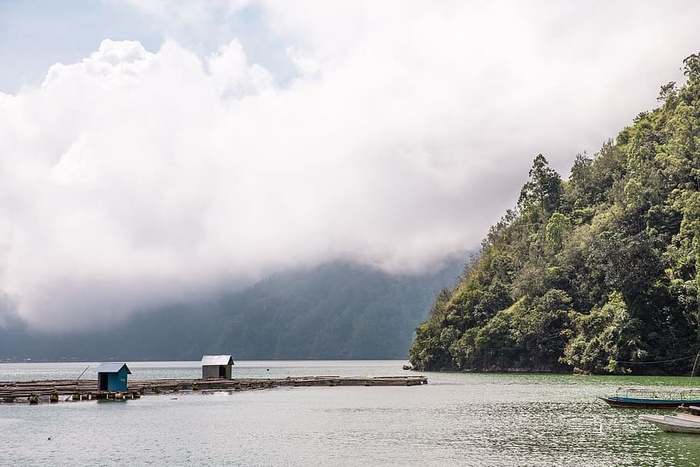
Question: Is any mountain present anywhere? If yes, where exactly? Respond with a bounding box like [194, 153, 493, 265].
[0, 259, 464, 361]
[409, 53, 700, 375]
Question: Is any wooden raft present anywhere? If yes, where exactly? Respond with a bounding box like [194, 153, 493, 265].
[0, 375, 428, 404]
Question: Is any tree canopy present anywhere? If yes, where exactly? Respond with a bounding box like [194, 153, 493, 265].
[409, 52, 700, 375]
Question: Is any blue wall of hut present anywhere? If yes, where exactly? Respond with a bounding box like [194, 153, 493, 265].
[100, 367, 129, 392]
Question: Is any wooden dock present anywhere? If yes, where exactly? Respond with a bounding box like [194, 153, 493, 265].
[0, 375, 428, 404]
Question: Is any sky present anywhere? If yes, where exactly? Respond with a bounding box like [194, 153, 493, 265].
[1, 0, 700, 332]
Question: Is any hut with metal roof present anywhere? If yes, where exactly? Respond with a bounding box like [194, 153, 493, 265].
[96, 363, 131, 392]
[201, 355, 234, 379]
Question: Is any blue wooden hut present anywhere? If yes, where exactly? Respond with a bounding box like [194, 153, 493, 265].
[96, 363, 131, 392]
[201, 355, 234, 379]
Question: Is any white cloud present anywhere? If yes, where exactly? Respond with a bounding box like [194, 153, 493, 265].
[208, 39, 275, 97]
[2, 1, 700, 331]
[285, 46, 320, 79]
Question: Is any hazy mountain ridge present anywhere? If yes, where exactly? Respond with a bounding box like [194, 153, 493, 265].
[0, 259, 464, 362]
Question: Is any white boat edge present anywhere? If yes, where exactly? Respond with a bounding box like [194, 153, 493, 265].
[640, 414, 700, 434]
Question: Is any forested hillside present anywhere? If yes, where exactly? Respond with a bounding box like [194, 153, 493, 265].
[207, 260, 463, 359]
[409, 53, 700, 375]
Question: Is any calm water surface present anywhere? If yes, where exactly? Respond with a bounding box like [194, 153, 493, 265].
[1, 360, 700, 466]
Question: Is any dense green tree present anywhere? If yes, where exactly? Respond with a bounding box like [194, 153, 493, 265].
[518, 154, 563, 223]
[410, 52, 700, 375]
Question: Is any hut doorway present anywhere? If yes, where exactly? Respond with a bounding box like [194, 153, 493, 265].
[219, 366, 226, 378]
[98, 373, 109, 391]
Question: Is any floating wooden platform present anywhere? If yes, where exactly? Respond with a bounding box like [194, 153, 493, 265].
[0, 375, 428, 404]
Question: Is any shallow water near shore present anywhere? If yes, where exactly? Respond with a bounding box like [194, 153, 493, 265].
[2, 360, 700, 466]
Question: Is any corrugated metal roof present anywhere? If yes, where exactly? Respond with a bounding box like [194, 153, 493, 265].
[95, 362, 132, 374]
[201, 355, 234, 366]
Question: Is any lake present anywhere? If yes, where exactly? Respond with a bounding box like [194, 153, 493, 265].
[1, 360, 700, 466]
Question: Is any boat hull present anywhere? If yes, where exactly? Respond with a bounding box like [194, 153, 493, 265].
[640, 414, 700, 434]
[600, 396, 700, 409]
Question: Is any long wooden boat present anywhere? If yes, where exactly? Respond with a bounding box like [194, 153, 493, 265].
[640, 413, 700, 434]
[600, 386, 700, 409]
[600, 396, 700, 409]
